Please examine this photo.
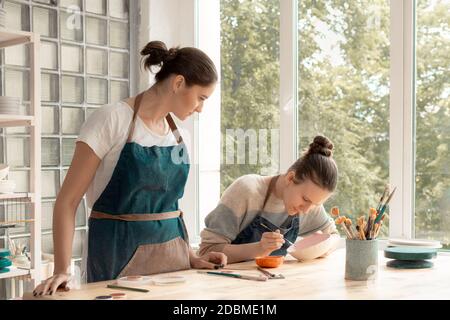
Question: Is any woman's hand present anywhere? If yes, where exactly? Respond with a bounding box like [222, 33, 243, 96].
[258, 230, 285, 256]
[32, 273, 72, 297]
[190, 252, 228, 269]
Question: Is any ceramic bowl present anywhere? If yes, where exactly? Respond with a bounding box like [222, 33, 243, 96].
[287, 233, 333, 261]
[0, 164, 9, 180]
[255, 255, 284, 268]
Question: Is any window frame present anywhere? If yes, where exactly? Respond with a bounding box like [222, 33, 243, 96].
[193, 0, 433, 244]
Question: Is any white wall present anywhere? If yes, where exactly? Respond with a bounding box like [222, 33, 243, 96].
[137, 0, 222, 244]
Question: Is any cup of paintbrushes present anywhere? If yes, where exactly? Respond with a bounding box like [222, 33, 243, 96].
[345, 238, 378, 281]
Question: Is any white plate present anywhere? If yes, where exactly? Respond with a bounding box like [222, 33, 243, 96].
[152, 275, 186, 285]
[388, 238, 442, 248]
[116, 275, 153, 287]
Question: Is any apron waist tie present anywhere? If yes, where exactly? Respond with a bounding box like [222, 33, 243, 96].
[89, 210, 182, 222]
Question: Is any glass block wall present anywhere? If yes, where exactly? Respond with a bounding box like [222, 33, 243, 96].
[0, 0, 131, 276]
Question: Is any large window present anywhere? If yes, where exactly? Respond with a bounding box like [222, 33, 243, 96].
[211, 1, 449, 246]
[297, 1, 390, 236]
[415, 0, 450, 248]
[0, 0, 131, 272]
[220, 0, 280, 192]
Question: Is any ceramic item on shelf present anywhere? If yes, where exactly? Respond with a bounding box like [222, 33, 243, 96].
[0, 249, 10, 258]
[255, 255, 284, 268]
[12, 254, 30, 269]
[0, 179, 16, 193]
[287, 233, 333, 261]
[0, 164, 9, 180]
[0, 258, 12, 269]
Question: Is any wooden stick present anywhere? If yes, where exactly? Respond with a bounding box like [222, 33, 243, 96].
[345, 219, 358, 240]
[357, 217, 366, 240]
[336, 217, 352, 239]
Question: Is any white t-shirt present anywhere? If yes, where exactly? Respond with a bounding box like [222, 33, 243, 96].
[76, 100, 183, 209]
[77, 101, 188, 281]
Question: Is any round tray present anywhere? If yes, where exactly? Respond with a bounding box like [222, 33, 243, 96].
[384, 247, 437, 261]
[387, 259, 434, 269]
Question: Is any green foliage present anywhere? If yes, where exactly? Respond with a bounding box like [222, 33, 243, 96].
[415, 0, 450, 247]
[220, 0, 449, 247]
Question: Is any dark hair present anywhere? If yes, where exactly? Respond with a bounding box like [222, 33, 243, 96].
[140, 40, 218, 87]
[288, 135, 338, 192]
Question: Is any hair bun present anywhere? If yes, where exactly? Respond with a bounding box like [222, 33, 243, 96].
[140, 41, 179, 70]
[307, 135, 334, 157]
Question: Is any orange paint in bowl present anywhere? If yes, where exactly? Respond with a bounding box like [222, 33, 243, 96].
[255, 255, 284, 268]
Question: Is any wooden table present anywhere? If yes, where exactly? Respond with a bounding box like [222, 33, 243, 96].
[23, 248, 450, 300]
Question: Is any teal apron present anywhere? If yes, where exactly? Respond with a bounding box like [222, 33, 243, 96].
[86, 93, 191, 283]
[231, 175, 299, 256]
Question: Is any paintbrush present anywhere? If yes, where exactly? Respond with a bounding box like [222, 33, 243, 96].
[331, 207, 340, 218]
[375, 187, 397, 224]
[344, 218, 357, 240]
[335, 217, 352, 239]
[373, 223, 380, 238]
[256, 267, 285, 279]
[365, 208, 377, 239]
[374, 215, 386, 238]
[259, 222, 294, 246]
[198, 270, 268, 281]
[376, 185, 390, 212]
[357, 217, 366, 240]
[107, 284, 149, 293]
[355, 225, 361, 240]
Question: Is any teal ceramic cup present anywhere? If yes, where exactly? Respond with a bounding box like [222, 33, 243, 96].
[345, 239, 378, 281]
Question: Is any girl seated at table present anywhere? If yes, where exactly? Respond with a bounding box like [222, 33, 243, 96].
[199, 135, 340, 263]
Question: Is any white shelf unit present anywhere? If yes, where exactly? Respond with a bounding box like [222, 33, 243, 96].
[0, 28, 42, 287]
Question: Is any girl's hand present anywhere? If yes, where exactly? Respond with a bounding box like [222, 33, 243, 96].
[258, 230, 285, 256]
[191, 252, 228, 269]
[33, 273, 72, 297]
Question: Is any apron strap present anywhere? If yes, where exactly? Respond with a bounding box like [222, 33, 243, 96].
[127, 92, 145, 142]
[262, 175, 280, 210]
[127, 92, 185, 145]
[90, 210, 182, 222]
[166, 113, 184, 144]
